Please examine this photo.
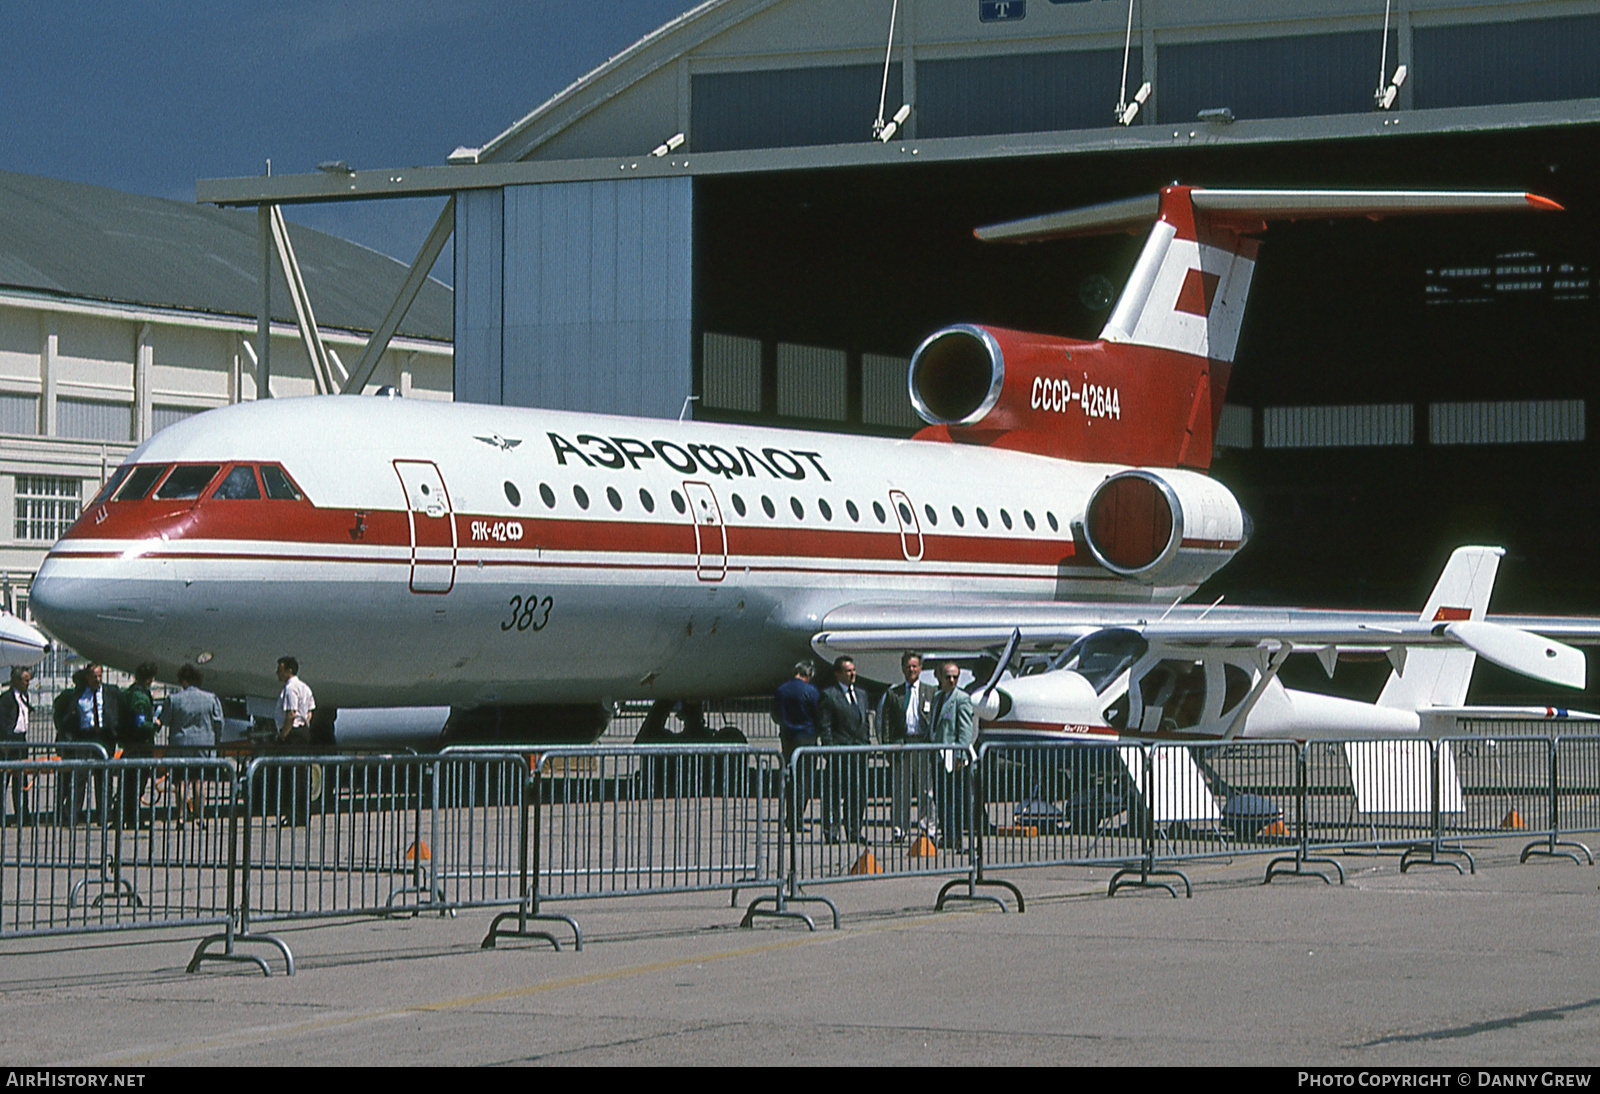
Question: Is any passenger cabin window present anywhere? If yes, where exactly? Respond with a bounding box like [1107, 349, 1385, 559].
[606, 486, 623, 512]
[503, 481, 521, 507]
[952, 506, 965, 527]
[1024, 511, 1036, 531]
[976, 508, 989, 529]
[114, 464, 169, 502]
[922, 504, 937, 526]
[639, 489, 656, 513]
[1136, 659, 1208, 733]
[845, 500, 859, 522]
[790, 497, 804, 519]
[873, 501, 886, 524]
[211, 465, 261, 500]
[731, 494, 746, 517]
[539, 484, 556, 508]
[573, 485, 590, 510]
[761, 496, 776, 518]
[155, 465, 221, 501]
[260, 465, 304, 502]
[818, 498, 832, 521]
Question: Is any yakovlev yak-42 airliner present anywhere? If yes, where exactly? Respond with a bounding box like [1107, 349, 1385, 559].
[27, 186, 1600, 745]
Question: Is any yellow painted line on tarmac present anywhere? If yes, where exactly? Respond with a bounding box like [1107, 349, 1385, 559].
[94, 932, 831, 1066]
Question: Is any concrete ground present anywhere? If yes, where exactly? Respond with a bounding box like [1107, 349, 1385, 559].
[2, 842, 1598, 1066]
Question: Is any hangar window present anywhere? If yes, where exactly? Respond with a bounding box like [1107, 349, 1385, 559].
[976, 508, 989, 529]
[1024, 511, 1036, 531]
[923, 504, 938, 526]
[952, 506, 965, 528]
[873, 501, 887, 524]
[156, 465, 221, 501]
[573, 485, 590, 510]
[114, 464, 168, 502]
[790, 497, 805, 519]
[260, 465, 304, 502]
[731, 494, 747, 517]
[606, 486, 623, 512]
[762, 495, 776, 519]
[671, 490, 686, 514]
[539, 484, 556, 509]
[1430, 400, 1586, 445]
[818, 498, 833, 521]
[845, 500, 860, 522]
[212, 466, 261, 500]
[503, 481, 521, 508]
[639, 488, 655, 513]
[1000, 510, 1013, 530]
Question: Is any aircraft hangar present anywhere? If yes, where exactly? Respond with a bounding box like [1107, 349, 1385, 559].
[202, 0, 1600, 699]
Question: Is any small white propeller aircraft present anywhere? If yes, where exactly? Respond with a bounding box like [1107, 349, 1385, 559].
[823, 547, 1589, 744]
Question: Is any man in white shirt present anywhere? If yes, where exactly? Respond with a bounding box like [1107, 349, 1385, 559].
[275, 656, 315, 746]
[2, 667, 31, 823]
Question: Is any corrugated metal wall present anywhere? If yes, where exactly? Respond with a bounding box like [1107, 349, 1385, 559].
[775, 342, 847, 421]
[918, 48, 1137, 137]
[55, 397, 130, 442]
[691, 65, 901, 152]
[860, 352, 916, 428]
[151, 405, 198, 434]
[1414, 14, 1600, 109]
[454, 188, 504, 405]
[454, 178, 693, 418]
[1263, 404, 1412, 448]
[702, 332, 762, 412]
[1430, 399, 1586, 445]
[0, 393, 36, 435]
[1159, 30, 1393, 122]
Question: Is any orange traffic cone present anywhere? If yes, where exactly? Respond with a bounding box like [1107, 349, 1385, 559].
[1500, 809, 1526, 830]
[1260, 819, 1289, 837]
[848, 850, 883, 875]
[405, 839, 432, 862]
[909, 834, 939, 858]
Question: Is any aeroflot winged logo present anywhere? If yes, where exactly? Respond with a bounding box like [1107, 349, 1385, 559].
[475, 433, 523, 451]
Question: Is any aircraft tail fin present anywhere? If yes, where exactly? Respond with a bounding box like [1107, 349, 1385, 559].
[1377, 546, 1504, 710]
[962, 189, 1558, 469]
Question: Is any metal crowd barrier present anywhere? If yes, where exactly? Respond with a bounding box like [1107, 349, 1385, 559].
[1540, 736, 1600, 864]
[1, 758, 239, 946]
[510, 745, 782, 945]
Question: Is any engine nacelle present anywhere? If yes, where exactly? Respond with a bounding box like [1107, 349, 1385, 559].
[907, 323, 1222, 468]
[1082, 468, 1245, 586]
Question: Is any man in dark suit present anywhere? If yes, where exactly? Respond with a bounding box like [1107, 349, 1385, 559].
[877, 651, 938, 842]
[54, 663, 122, 824]
[817, 656, 871, 843]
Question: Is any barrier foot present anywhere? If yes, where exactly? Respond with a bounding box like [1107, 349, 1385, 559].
[70, 875, 142, 911]
[1108, 863, 1190, 899]
[1263, 854, 1345, 886]
[481, 908, 582, 952]
[741, 885, 838, 931]
[934, 876, 1023, 913]
[386, 886, 455, 919]
[1520, 837, 1593, 866]
[1399, 842, 1474, 875]
[187, 928, 294, 977]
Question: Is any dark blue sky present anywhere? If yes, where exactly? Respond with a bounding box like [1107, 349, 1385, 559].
[0, 1, 694, 281]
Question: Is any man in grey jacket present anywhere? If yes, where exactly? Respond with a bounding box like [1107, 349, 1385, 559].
[930, 661, 976, 849]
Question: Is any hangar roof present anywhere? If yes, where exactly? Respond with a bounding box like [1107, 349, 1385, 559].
[0, 169, 451, 341]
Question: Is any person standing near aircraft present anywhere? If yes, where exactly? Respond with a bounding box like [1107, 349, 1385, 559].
[930, 662, 976, 850]
[1, 667, 31, 824]
[164, 664, 224, 821]
[771, 661, 820, 833]
[55, 664, 120, 823]
[119, 662, 159, 825]
[275, 656, 315, 747]
[878, 652, 937, 843]
[818, 656, 871, 843]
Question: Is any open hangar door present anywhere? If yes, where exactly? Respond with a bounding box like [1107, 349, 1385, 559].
[692, 127, 1600, 706]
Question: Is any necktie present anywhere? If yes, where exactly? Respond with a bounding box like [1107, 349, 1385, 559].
[93, 689, 101, 732]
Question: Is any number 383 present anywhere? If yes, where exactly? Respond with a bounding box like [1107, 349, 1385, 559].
[501, 593, 553, 632]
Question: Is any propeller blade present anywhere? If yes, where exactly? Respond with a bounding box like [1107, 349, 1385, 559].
[980, 627, 1022, 701]
[1446, 620, 1587, 690]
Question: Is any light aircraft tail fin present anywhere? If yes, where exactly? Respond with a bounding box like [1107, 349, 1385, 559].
[1378, 546, 1503, 710]
[960, 189, 1558, 469]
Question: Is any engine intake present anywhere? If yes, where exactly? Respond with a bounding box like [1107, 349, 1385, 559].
[909, 325, 1004, 425]
[1083, 469, 1245, 585]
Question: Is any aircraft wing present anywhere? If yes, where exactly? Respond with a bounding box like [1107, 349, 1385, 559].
[812, 601, 1600, 690]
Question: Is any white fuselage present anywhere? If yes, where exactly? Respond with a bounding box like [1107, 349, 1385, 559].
[31, 397, 1231, 708]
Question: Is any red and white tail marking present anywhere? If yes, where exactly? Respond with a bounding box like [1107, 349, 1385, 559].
[1101, 187, 1257, 364]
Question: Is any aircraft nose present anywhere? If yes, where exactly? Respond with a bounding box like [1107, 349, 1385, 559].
[0, 610, 48, 666]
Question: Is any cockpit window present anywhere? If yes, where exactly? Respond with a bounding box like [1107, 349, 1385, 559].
[211, 465, 261, 500]
[90, 466, 131, 507]
[260, 465, 304, 501]
[113, 464, 170, 502]
[1053, 629, 1149, 693]
[155, 465, 221, 500]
